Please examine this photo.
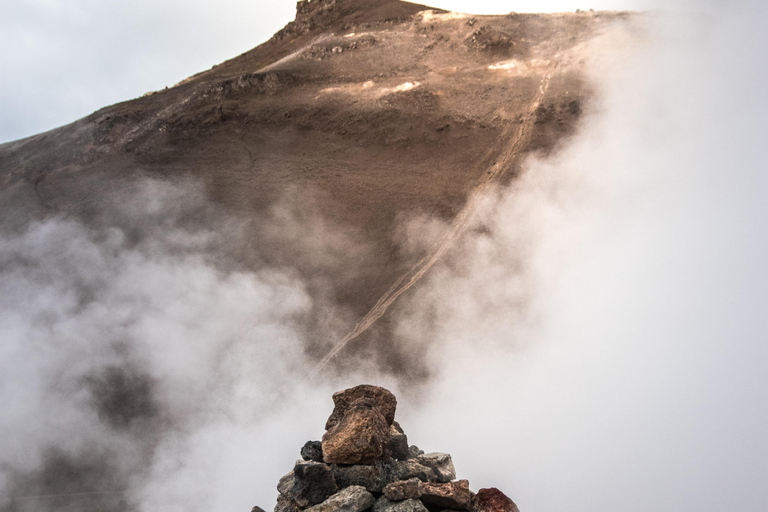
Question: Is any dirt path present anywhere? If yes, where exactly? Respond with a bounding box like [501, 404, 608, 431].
[309, 64, 557, 378]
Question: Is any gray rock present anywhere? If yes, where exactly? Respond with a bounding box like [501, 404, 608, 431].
[386, 460, 436, 484]
[278, 471, 295, 497]
[416, 453, 456, 483]
[420, 480, 471, 511]
[275, 496, 300, 512]
[332, 463, 387, 493]
[408, 446, 424, 459]
[293, 461, 338, 507]
[383, 478, 422, 501]
[387, 422, 409, 461]
[305, 485, 375, 512]
[302, 441, 325, 462]
[374, 496, 429, 512]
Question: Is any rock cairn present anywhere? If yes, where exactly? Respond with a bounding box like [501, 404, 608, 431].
[260, 385, 520, 512]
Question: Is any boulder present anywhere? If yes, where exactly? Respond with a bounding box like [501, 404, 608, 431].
[387, 422, 410, 461]
[471, 488, 520, 512]
[374, 496, 430, 512]
[383, 478, 422, 501]
[325, 385, 397, 430]
[275, 496, 301, 512]
[293, 461, 338, 507]
[416, 453, 456, 483]
[305, 485, 375, 512]
[408, 446, 425, 459]
[278, 470, 296, 497]
[420, 480, 471, 511]
[386, 460, 436, 484]
[332, 463, 387, 493]
[302, 441, 324, 462]
[322, 403, 390, 465]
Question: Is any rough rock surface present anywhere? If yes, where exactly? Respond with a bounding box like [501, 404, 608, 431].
[374, 497, 430, 512]
[323, 403, 391, 464]
[293, 461, 339, 507]
[383, 478, 422, 501]
[420, 480, 471, 511]
[325, 385, 398, 430]
[264, 386, 523, 512]
[302, 441, 325, 462]
[332, 464, 387, 493]
[388, 422, 410, 461]
[471, 488, 520, 512]
[305, 485, 375, 512]
[386, 461, 435, 483]
[415, 453, 456, 483]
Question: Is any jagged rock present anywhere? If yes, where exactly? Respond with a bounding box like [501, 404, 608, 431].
[305, 485, 375, 512]
[408, 446, 425, 459]
[325, 385, 397, 430]
[374, 496, 430, 512]
[323, 403, 390, 465]
[388, 422, 409, 461]
[386, 460, 436, 483]
[416, 453, 456, 483]
[275, 496, 301, 512]
[471, 488, 520, 512]
[293, 461, 338, 507]
[278, 470, 296, 497]
[302, 441, 324, 462]
[420, 480, 471, 511]
[332, 463, 387, 493]
[383, 478, 422, 501]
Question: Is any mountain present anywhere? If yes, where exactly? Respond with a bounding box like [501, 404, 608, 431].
[0, 0, 632, 377]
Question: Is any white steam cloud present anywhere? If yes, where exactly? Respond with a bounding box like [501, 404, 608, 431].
[2, 3, 767, 512]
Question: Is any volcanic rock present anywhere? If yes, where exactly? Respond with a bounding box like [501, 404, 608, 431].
[386, 460, 436, 483]
[383, 478, 423, 501]
[415, 453, 455, 483]
[471, 488, 520, 512]
[305, 485, 375, 512]
[325, 385, 397, 430]
[420, 480, 471, 511]
[278, 470, 296, 497]
[302, 441, 325, 462]
[374, 497, 430, 512]
[275, 496, 301, 512]
[293, 461, 339, 507]
[332, 463, 387, 493]
[387, 422, 410, 461]
[408, 446, 425, 459]
[322, 403, 391, 465]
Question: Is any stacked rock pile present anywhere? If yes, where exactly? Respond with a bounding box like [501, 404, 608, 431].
[255, 385, 520, 512]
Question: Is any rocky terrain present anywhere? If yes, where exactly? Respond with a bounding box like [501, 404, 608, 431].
[0, 0, 633, 377]
[261, 385, 519, 512]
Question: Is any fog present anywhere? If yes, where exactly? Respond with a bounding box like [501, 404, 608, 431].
[2, 1, 768, 512]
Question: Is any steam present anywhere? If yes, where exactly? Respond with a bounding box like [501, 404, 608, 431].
[2, 4, 767, 512]
[395, 4, 768, 512]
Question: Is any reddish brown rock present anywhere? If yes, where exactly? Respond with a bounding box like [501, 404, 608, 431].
[322, 403, 390, 464]
[471, 488, 520, 512]
[325, 385, 397, 430]
[420, 480, 471, 511]
[383, 478, 422, 501]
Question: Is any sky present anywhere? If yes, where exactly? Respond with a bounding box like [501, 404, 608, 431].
[1, 1, 768, 512]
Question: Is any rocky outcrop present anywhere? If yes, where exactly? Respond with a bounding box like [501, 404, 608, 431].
[258, 385, 522, 512]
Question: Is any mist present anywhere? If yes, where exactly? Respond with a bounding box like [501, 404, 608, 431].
[394, 3, 768, 512]
[1, 2, 767, 512]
